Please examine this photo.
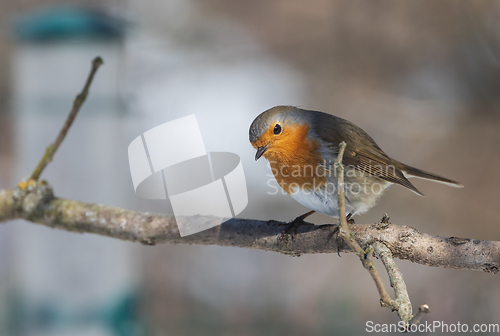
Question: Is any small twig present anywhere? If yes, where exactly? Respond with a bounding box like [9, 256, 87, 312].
[334, 142, 407, 320]
[410, 304, 431, 325]
[29, 57, 104, 181]
[362, 246, 399, 311]
[334, 142, 365, 257]
[334, 142, 431, 323]
[361, 247, 394, 304]
[374, 242, 413, 322]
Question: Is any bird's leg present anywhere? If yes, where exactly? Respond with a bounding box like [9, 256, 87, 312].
[280, 210, 316, 242]
[335, 233, 343, 257]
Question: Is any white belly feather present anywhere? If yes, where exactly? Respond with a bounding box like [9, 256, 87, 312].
[290, 187, 341, 218]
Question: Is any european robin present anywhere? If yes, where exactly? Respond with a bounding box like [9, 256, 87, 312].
[249, 106, 462, 223]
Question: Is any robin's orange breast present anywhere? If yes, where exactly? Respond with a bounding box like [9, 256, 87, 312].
[263, 123, 327, 194]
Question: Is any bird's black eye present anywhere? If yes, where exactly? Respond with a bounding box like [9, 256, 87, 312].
[273, 124, 282, 135]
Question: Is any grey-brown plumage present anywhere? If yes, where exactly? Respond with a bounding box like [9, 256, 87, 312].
[307, 108, 462, 196]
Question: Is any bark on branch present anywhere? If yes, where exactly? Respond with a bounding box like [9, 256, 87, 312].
[0, 181, 498, 274]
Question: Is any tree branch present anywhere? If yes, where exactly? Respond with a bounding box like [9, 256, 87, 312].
[335, 142, 419, 322]
[29, 57, 104, 181]
[334, 143, 400, 311]
[0, 181, 498, 274]
[3, 56, 498, 325]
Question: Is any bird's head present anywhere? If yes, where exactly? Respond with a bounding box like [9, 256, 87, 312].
[249, 106, 318, 163]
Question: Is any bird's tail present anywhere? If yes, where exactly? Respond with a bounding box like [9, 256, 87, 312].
[397, 162, 463, 188]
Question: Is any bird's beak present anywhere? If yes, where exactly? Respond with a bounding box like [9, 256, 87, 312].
[255, 143, 269, 161]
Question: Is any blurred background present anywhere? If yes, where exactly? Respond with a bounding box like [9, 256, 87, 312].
[0, 0, 499, 335]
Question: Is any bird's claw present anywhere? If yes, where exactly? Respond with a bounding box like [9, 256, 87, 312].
[326, 213, 355, 256]
[279, 210, 315, 242]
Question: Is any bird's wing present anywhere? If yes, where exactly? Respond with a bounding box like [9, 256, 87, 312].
[312, 111, 423, 196]
[342, 145, 423, 196]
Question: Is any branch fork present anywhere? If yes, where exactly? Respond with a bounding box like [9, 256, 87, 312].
[334, 141, 428, 323]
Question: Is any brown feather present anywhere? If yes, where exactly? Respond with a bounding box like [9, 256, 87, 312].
[310, 110, 424, 196]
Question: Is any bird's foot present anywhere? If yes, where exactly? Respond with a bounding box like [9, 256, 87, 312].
[279, 210, 315, 242]
[324, 223, 339, 240]
[327, 213, 355, 256]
